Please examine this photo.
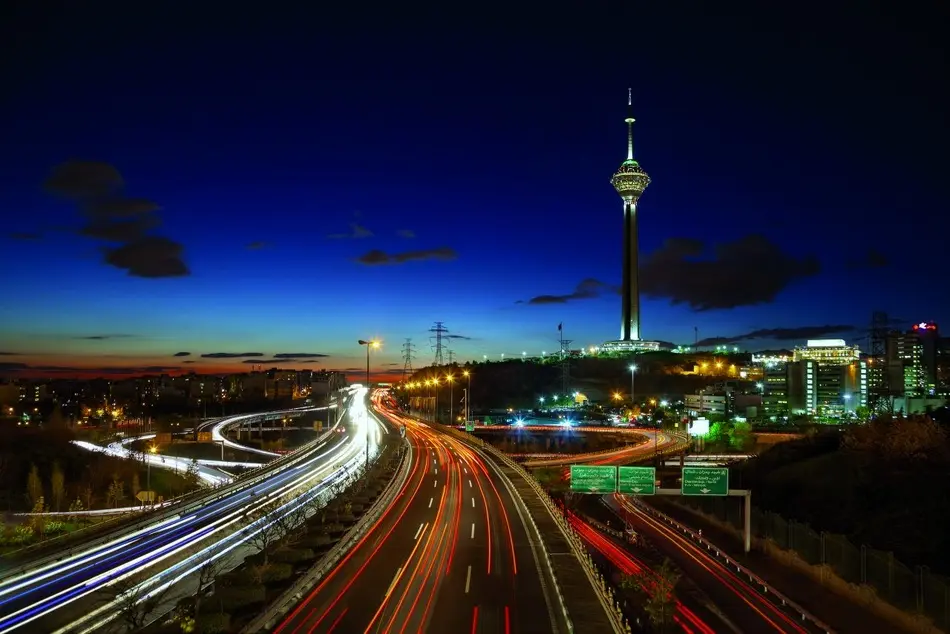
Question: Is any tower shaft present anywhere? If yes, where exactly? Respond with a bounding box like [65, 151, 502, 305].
[621, 200, 641, 341]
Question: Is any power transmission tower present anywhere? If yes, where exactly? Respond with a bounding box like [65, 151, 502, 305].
[558, 323, 572, 396]
[429, 321, 449, 366]
[401, 338, 416, 380]
[447, 349, 456, 365]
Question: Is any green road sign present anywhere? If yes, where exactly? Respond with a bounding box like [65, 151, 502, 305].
[618, 466, 656, 495]
[682, 467, 729, 496]
[464, 422, 475, 432]
[570, 465, 617, 494]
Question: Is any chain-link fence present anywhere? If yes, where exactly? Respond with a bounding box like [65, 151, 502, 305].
[680, 497, 950, 631]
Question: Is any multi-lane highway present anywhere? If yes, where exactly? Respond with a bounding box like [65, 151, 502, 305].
[604, 494, 826, 633]
[276, 394, 567, 634]
[0, 390, 373, 634]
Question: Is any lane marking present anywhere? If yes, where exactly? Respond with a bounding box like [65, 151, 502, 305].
[464, 468, 468, 474]
[472, 497, 476, 508]
[429, 497, 434, 508]
[469, 479, 473, 488]
[414, 523, 424, 540]
[434, 479, 438, 488]
[385, 567, 402, 598]
[471, 522, 475, 539]
[435, 468, 438, 475]
[465, 564, 472, 593]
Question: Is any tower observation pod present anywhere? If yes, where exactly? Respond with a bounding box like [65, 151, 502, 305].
[603, 88, 661, 354]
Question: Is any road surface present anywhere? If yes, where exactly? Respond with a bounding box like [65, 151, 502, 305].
[275, 396, 566, 634]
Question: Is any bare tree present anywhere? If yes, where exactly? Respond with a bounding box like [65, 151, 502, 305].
[241, 497, 287, 566]
[109, 577, 173, 633]
[26, 463, 43, 508]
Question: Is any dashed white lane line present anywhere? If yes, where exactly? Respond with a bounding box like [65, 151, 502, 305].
[471, 523, 475, 539]
[429, 497, 434, 508]
[414, 523, 425, 539]
[468, 479, 472, 488]
[465, 565, 472, 593]
[386, 567, 402, 597]
[434, 479, 438, 488]
[471, 497, 476, 508]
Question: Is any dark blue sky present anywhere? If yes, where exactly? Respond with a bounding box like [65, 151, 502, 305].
[1, 2, 947, 378]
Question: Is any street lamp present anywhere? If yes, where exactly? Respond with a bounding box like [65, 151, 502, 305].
[147, 444, 157, 503]
[357, 339, 381, 467]
[446, 374, 454, 426]
[629, 364, 638, 406]
[463, 370, 472, 423]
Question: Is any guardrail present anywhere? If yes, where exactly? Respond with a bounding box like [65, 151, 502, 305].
[435, 423, 629, 634]
[0, 399, 351, 580]
[242, 432, 412, 633]
[624, 497, 835, 633]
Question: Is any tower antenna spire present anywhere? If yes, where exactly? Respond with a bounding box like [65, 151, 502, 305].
[625, 87, 635, 161]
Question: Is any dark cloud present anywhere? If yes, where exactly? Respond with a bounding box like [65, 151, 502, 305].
[45, 161, 123, 199]
[356, 247, 457, 265]
[8, 232, 41, 241]
[383, 362, 401, 366]
[328, 223, 373, 240]
[0, 362, 178, 375]
[0, 352, 17, 356]
[201, 352, 265, 359]
[695, 325, 856, 347]
[75, 334, 135, 340]
[102, 237, 189, 278]
[183, 360, 196, 364]
[337, 367, 365, 373]
[85, 198, 161, 218]
[519, 278, 615, 305]
[397, 229, 416, 238]
[847, 248, 889, 270]
[242, 358, 300, 364]
[173, 351, 191, 357]
[246, 241, 269, 250]
[80, 215, 161, 242]
[273, 353, 329, 358]
[445, 334, 473, 341]
[640, 235, 820, 311]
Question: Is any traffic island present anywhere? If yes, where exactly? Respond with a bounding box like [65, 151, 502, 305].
[482, 452, 620, 634]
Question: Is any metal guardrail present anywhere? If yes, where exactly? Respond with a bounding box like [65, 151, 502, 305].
[436, 423, 628, 634]
[0, 400, 350, 580]
[241, 433, 412, 634]
[625, 497, 835, 634]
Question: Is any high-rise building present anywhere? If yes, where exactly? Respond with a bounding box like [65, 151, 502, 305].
[603, 89, 660, 354]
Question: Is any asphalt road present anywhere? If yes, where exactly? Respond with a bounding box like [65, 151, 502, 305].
[605, 494, 825, 633]
[276, 399, 564, 634]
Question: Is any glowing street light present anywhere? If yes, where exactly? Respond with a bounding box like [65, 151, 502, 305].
[629, 364, 638, 405]
[463, 370, 472, 423]
[357, 339, 381, 467]
[445, 374, 455, 425]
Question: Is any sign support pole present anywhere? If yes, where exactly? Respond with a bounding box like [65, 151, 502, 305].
[653, 487, 752, 553]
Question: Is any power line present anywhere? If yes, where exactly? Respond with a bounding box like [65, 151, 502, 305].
[429, 321, 449, 366]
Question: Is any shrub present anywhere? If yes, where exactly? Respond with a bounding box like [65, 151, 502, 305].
[45, 521, 67, 535]
[214, 585, 266, 612]
[273, 548, 316, 564]
[259, 562, 294, 584]
[194, 612, 231, 633]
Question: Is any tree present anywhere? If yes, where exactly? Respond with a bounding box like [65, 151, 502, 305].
[30, 497, 48, 534]
[110, 577, 172, 633]
[81, 484, 94, 510]
[50, 462, 66, 512]
[241, 498, 286, 566]
[624, 558, 680, 632]
[27, 463, 43, 508]
[107, 477, 125, 508]
[854, 405, 871, 422]
[729, 421, 754, 451]
[131, 473, 141, 498]
[184, 459, 201, 491]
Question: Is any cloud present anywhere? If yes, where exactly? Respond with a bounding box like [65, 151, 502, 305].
[695, 325, 856, 347]
[328, 223, 374, 239]
[201, 352, 265, 359]
[45, 161, 124, 199]
[0, 352, 17, 356]
[0, 362, 178, 375]
[640, 235, 820, 311]
[0, 362, 29, 372]
[44, 160, 189, 278]
[336, 367, 365, 373]
[102, 237, 189, 278]
[445, 334, 473, 341]
[397, 229, 416, 238]
[519, 278, 615, 305]
[272, 353, 329, 358]
[183, 360, 196, 364]
[8, 232, 41, 241]
[356, 247, 457, 265]
[383, 362, 401, 366]
[246, 241, 269, 250]
[173, 351, 191, 357]
[847, 248, 888, 270]
[242, 358, 300, 364]
[75, 334, 135, 340]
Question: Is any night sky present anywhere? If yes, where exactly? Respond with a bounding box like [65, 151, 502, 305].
[1, 3, 947, 379]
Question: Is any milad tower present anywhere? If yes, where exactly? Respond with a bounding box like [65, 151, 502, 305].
[602, 89, 660, 353]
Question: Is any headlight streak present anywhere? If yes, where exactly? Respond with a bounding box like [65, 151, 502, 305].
[0, 426, 363, 634]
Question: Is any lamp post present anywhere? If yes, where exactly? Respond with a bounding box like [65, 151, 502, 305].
[463, 370, 471, 423]
[357, 339, 381, 468]
[433, 377, 441, 424]
[147, 444, 157, 504]
[446, 374, 455, 424]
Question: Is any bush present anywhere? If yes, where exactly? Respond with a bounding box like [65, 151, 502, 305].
[194, 612, 231, 633]
[259, 562, 294, 584]
[273, 547, 316, 564]
[299, 534, 335, 550]
[214, 585, 266, 611]
[44, 521, 67, 535]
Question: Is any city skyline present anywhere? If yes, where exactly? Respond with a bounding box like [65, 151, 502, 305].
[2, 4, 948, 379]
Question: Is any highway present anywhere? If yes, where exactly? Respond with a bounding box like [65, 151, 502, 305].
[276, 393, 566, 634]
[0, 390, 373, 634]
[604, 494, 825, 633]
[520, 428, 684, 468]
